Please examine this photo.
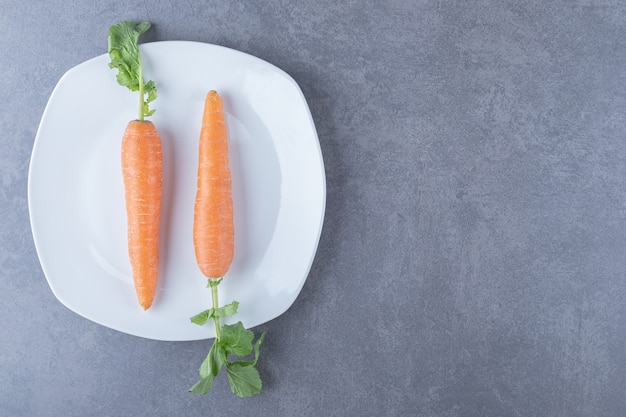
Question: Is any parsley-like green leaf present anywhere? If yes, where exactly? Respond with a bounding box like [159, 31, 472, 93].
[190, 301, 239, 326]
[199, 342, 226, 379]
[230, 332, 266, 367]
[190, 309, 213, 326]
[190, 278, 266, 397]
[220, 322, 254, 357]
[225, 363, 263, 397]
[107, 21, 156, 120]
[191, 342, 227, 394]
[189, 374, 216, 395]
[214, 301, 239, 318]
[224, 332, 265, 397]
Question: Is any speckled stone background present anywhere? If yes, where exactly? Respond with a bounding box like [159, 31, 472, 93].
[2, 1, 626, 416]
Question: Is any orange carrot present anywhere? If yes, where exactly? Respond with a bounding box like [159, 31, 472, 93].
[109, 21, 162, 310]
[121, 120, 162, 310]
[193, 90, 234, 279]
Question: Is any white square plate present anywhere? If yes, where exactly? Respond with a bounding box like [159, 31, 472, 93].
[28, 41, 325, 341]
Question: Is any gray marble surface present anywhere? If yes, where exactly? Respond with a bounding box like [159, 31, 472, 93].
[3, 1, 626, 416]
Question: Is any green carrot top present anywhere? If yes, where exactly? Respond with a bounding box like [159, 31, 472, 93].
[108, 21, 157, 121]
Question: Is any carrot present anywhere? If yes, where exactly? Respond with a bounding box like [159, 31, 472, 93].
[108, 21, 161, 310]
[193, 90, 234, 279]
[121, 120, 162, 310]
[189, 91, 265, 398]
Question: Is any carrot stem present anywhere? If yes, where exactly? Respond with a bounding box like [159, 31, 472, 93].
[210, 278, 222, 340]
[138, 71, 145, 121]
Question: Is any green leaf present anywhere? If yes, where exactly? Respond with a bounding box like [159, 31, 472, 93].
[144, 80, 157, 116]
[107, 20, 156, 119]
[231, 332, 265, 367]
[145, 80, 157, 101]
[190, 301, 238, 326]
[108, 21, 149, 90]
[190, 309, 213, 326]
[199, 342, 226, 379]
[189, 276, 265, 397]
[225, 363, 262, 397]
[191, 342, 226, 395]
[189, 374, 216, 395]
[224, 331, 265, 397]
[220, 322, 254, 357]
[214, 301, 239, 318]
